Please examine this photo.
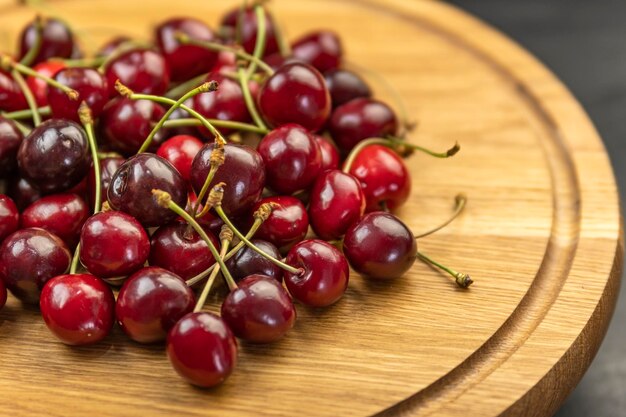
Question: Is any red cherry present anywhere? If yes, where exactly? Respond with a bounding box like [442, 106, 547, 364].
[291, 31, 343, 73]
[40, 274, 115, 345]
[225, 239, 282, 282]
[7, 176, 41, 211]
[258, 62, 331, 132]
[26, 61, 66, 107]
[96, 36, 131, 57]
[0, 278, 6, 310]
[0, 117, 24, 178]
[48, 68, 109, 122]
[0, 69, 27, 112]
[116, 266, 195, 343]
[87, 156, 125, 209]
[18, 17, 75, 65]
[156, 135, 203, 182]
[313, 135, 340, 172]
[220, 6, 279, 56]
[284, 239, 349, 307]
[0, 195, 19, 243]
[167, 312, 238, 388]
[324, 69, 371, 108]
[250, 196, 309, 253]
[104, 48, 170, 96]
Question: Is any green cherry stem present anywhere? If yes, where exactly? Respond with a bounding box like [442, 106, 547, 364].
[413, 194, 467, 239]
[52, 56, 107, 68]
[273, 15, 292, 57]
[78, 102, 102, 214]
[192, 140, 225, 217]
[69, 244, 81, 274]
[194, 226, 234, 312]
[163, 117, 268, 135]
[246, 4, 267, 77]
[11, 119, 31, 135]
[1, 105, 51, 120]
[165, 73, 208, 99]
[19, 15, 44, 67]
[417, 251, 473, 289]
[0, 55, 79, 100]
[11, 70, 41, 126]
[237, 67, 268, 131]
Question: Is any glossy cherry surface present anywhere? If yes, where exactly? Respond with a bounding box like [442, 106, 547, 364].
[291, 31, 342, 73]
[0, 227, 70, 304]
[251, 196, 309, 253]
[257, 124, 322, 194]
[79, 210, 150, 279]
[156, 135, 203, 181]
[329, 98, 398, 153]
[17, 119, 90, 193]
[258, 63, 331, 132]
[167, 312, 238, 388]
[7, 176, 41, 210]
[104, 48, 170, 96]
[116, 266, 195, 343]
[107, 153, 187, 227]
[0, 195, 19, 243]
[225, 239, 281, 282]
[0, 70, 27, 112]
[284, 239, 349, 307]
[314, 135, 340, 172]
[220, 6, 279, 56]
[18, 17, 75, 65]
[87, 155, 125, 209]
[26, 61, 66, 107]
[48, 67, 108, 122]
[221, 274, 296, 343]
[40, 273, 115, 345]
[324, 69, 371, 108]
[0, 117, 23, 177]
[21, 193, 88, 248]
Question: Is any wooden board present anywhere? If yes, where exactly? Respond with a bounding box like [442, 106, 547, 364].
[0, 1, 622, 416]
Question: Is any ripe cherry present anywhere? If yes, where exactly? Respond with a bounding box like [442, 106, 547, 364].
[104, 48, 170, 96]
[0, 117, 23, 178]
[116, 266, 195, 343]
[220, 6, 279, 56]
[156, 135, 203, 181]
[250, 196, 309, 253]
[0, 195, 19, 242]
[87, 156, 125, 209]
[167, 312, 238, 388]
[324, 69, 371, 108]
[7, 176, 41, 211]
[291, 31, 342, 73]
[48, 68, 108, 122]
[0, 278, 6, 310]
[18, 17, 75, 65]
[40, 273, 115, 345]
[97, 36, 131, 57]
[225, 239, 282, 282]
[314, 135, 340, 172]
[26, 61, 66, 107]
[0, 70, 27, 112]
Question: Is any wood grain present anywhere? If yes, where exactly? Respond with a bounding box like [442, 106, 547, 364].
[0, 1, 621, 416]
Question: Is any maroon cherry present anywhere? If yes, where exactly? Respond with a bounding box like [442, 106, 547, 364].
[156, 135, 203, 182]
[79, 210, 150, 279]
[39, 273, 115, 345]
[257, 124, 322, 194]
[220, 6, 279, 56]
[291, 31, 342, 73]
[21, 193, 88, 248]
[0, 228, 70, 304]
[7, 176, 41, 211]
[314, 135, 340, 172]
[18, 17, 75, 65]
[250, 196, 309, 253]
[107, 153, 187, 227]
[0, 195, 19, 243]
[48, 67, 108, 122]
[26, 61, 66, 107]
[221, 274, 296, 343]
[97, 36, 131, 57]
[0, 117, 23, 178]
[309, 170, 365, 240]
[0, 278, 6, 310]
[167, 312, 238, 388]
[104, 48, 170, 96]
[329, 98, 398, 153]
[343, 212, 417, 279]
[258, 62, 331, 132]
[225, 239, 281, 282]
[17, 119, 90, 193]
[0, 69, 27, 112]
[284, 239, 349, 307]
[87, 156, 125, 209]
[116, 266, 195, 343]
[324, 69, 371, 108]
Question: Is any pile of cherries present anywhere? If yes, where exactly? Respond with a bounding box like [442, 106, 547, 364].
[0, 4, 469, 388]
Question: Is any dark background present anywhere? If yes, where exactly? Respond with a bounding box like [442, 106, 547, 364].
[447, 1, 626, 416]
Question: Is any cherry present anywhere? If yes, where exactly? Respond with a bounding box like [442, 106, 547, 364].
[343, 211, 417, 279]
[79, 210, 150, 280]
[48, 67, 108, 122]
[18, 17, 75, 65]
[116, 266, 195, 343]
[21, 193, 89, 248]
[26, 61, 66, 107]
[104, 48, 170, 97]
[108, 153, 187, 227]
[258, 62, 331, 132]
[314, 135, 340, 172]
[0, 117, 24, 177]
[329, 98, 398, 153]
[324, 69, 371, 108]
[156, 135, 203, 181]
[0, 228, 70, 304]
[0, 195, 19, 243]
[257, 124, 323, 194]
[225, 239, 281, 282]
[250, 196, 309, 253]
[291, 31, 342, 73]
[167, 312, 238, 388]
[190, 143, 265, 217]
[0, 69, 27, 112]
[220, 6, 279, 56]
[87, 156, 125, 209]
[346, 144, 411, 211]
[40, 273, 115, 345]
[0, 278, 6, 310]
[97, 36, 131, 57]
[183, 190, 224, 235]
[284, 239, 349, 307]
[155, 17, 218, 82]
[17, 119, 90, 194]
[149, 223, 218, 281]
[221, 274, 296, 343]
[7, 176, 41, 211]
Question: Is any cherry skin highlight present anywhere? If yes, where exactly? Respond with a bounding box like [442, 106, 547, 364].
[225, 239, 282, 282]
[291, 30, 343, 73]
[87, 156, 125, 209]
[156, 135, 204, 182]
[324, 69, 372, 108]
[0, 194, 19, 243]
[251, 196, 309, 253]
[18, 17, 75, 65]
[104, 48, 170, 96]
[314, 135, 340, 172]
[48, 67, 109, 122]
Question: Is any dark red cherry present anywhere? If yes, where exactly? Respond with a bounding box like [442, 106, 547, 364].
[284, 239, 349, 307]
[116, 266, 195, 343]
[0, 228, 70, 304]
[314, 135, 340, 172]
[104, 48, 170, 96]
[258, 62, 331, 132]
[225, 239, 281, 282]
[167, 312, 238, 388]
[0, 117, 24, 177]
[257, 124, 322, 194]
[21, 193, 88, 248]
[347, 144, 411, 211]
[0, 195, 19, 243]
[291, 31, 342, 73]
[48, 67, 108, 122]
[40, 274, 115, 345]
[324, 69, 371, 108]
[0, 69, 27, 112]
[107, 153, 187, 227]
[17, 119, 90, 193]
[96, 36, 131, 57]
[156, 135, 203, 181]
[87, 156, 125, 209]
[343, 212, 417, 279]
[18, 17, 75, 65]
[7, 176, 41, 211]
[155, 17, 218, 82]
[221, 274, 296, 343]
[329, 98, 398, 153]
[26, 61, 66, 107]
[183, 190, 224, 235]
[309, 170, 365, 240]
[79, 210, 150, 280]
[220, 6, 279, 56]
[190, 143, 265, 217]
[0, 278, 6, 310]
[250, 196, 309, 253]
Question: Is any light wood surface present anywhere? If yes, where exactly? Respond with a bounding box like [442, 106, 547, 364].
[0, 1, 622, 416]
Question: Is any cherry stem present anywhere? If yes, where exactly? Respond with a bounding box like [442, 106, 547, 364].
[163, 118, 268, 135]
[246, 4, 267, 77]
[19, 15, 44, 67]
[1, 105, 51, 120]
[413, 194, 467, 239]
[79, 103, 102, 214]
[11, 119, 31, 136]
[1, 56, 79, 100]
[193, 226, 234, 313]
[11, 69, 41, 126]
[237, 67, 268, 131]
[417, 251, 473, 289]
[52, 56, 107, 68]
[192, 140, 225, 217]
[69, 243, 81, 274]
[273, 15, 292, 57]
[165, 73, 207, 99]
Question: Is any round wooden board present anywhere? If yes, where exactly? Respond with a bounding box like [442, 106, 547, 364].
[0, 1, 622, 416]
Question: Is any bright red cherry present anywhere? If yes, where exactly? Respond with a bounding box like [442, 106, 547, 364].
[329, 98, 398, 153]
[284, 239, 349, 307]
[48, 67, 108, 122]
[220, 6, 279, 56]
[167, 312, 238, 388]
[221, 274, 296, 343]
[291, 31, 342, 73]
[347, 144, 411, 211]
[0, 278, 6, 310]
[104, 48, 170, 96]
[343, 212, 417, 279]
[258, 63, 331, 132]
[87, 156, 125, 209]
[26, 61, 66, 107]
[116, 266, 195, 343]
[156, 135, 203, 181]
[250, 196, 309, 253]
[225, 239, 281, 282]
[0, 117, 23, 178]
[7, 176, 41, 211]
[0, 69, 27, 112]
[324, 69, 371, 108]
[40, 274, 115, 345]
[0, 195, 19, 243]
[79, 210, 150, 280]
[18, 17, 75, 65]
[0, 228, 70, 304]
[314, 135, 340, 172]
